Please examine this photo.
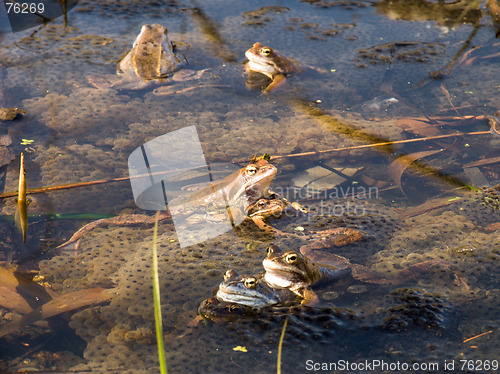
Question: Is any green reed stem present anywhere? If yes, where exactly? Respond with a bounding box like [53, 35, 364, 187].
[152, 211, 167, 374]
[277, 316, 288, 374]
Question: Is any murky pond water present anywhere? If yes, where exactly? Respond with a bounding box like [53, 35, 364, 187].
[1, 0, 499, 373]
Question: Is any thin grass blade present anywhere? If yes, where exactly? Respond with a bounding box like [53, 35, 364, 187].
[152, 211, 168, 374]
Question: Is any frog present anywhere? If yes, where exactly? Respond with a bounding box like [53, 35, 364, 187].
[216, 269, 300, 308]
[0, 107, 26, 121]
[177, 296, 259, 337]
[263, 245, 456, 305]
[263, 245, 350, 305]
[198, 296, 259, 324]
[244, 42, 305, 93]
[57, 159, 278, 249]
[89, 24, 208, 91]
[195, 296, 360, 344]
[246, 195, 287, 233]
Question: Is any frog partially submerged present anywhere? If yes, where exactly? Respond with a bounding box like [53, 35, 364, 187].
[57, 159, 277, 249]
[216, 269, 299, 308]
[196, 296, 359, 342]
[246, 195, 288, 233]
[245, 42, 305, 93]
[0, 108, 26, 121]
[263, 245, 456, 305]
[89, 24, 208, 91]
[263, 245, 350, 305]
[198, 297, 259, 324]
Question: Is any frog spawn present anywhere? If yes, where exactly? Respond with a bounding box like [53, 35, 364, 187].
[36, 202, 366, 370]
[37, 196, 500, 371]
[41, 226, 265, 372]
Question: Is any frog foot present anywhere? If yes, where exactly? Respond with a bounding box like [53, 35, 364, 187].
[177, 315, 206, 339]
[300, 288, 320, 307]
[57, 212, 170, 250]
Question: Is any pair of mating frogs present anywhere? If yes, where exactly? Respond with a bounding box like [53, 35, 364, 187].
[57, 157, 349, 248]
[208, 244, 453, 318]
[89, 24, 307, 93]
[58, 158, 282, 249]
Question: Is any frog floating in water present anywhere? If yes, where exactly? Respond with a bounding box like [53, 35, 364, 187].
[57, 159, 278, 249]
[89, 24, 208, 91]
[0, 108, 26, 121]
[198, 296, 259, 323]
[263, 245, 350, 305]
[245, 42, 305, 93]
[193, 295, 359, 343]
[216, 269, 300, 308]
[263, 245, 457, 305]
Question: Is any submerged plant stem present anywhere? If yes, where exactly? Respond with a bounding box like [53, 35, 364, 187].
[277, 316, 288, 374]
[0, 130, 490, 201]
[152, 211, 168, 374]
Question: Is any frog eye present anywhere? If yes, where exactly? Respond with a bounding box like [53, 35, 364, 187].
[285, 253, 298, 264]
[245, 165, 258, 175]
[261, 47, 272, 56]
[257, 200, 267, 208]
[267, 246, 280, 256]
[244, 278, 257, 289]
[229, 305, 242, 313]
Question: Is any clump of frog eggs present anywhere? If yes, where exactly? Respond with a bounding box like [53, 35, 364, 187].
[38, 197, 499, 371]
[40, 224, 265, 372]
[370, 210, 499, 293]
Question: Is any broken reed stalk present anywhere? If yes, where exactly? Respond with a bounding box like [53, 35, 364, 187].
[152, 211, 168, 374]
[462, 330, 493, 343]
[0, 130, 491, 200]
[277, 316, 288, 374]
[17, 153, 28, 242]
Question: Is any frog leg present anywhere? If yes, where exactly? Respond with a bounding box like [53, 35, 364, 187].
[351, 259, 458, 286]
[249, 216, 274, 233]
[170, 68, 211, 82]
[300, 247, 351, 270]
[57, 212, 171, 250]
[248, 216, 294, 239]
[266, 189, 308, 213]
[263, 74, 286, 93]
[300, 288, 320, 306]
[153, 84, 231, 96]
[177, 315, 207, 338]
[308, 227, 365, 247]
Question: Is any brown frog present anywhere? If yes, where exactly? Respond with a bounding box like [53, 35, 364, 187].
[198, 296, 259, 324]
[89, 24, 208, 91]
[246, 195, 287, 233]
[195, 296, 359, 341]
[57, 159, 277, 249]
[0, 108, 26, 121]
[263, 245, 456, 305]
[263, 245, 350, 305]
[245, 42, 304, 93]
